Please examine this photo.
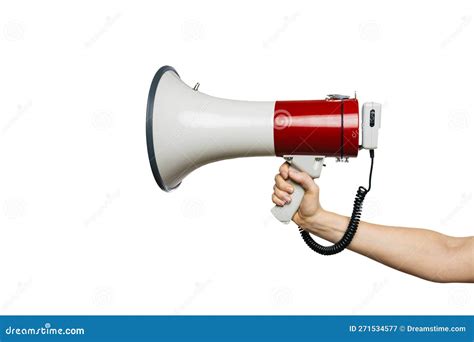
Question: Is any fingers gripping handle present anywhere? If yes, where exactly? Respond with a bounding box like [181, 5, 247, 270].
[271, 156, 324, 223]
[271, 179, 305, 223]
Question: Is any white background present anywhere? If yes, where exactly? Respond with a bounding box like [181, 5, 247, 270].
[1, 0, 473, 315]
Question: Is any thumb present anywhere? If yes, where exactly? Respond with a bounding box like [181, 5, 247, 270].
[288, 167, 317, 193]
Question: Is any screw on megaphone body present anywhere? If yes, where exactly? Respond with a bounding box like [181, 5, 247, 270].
[193, 82, 200, 91]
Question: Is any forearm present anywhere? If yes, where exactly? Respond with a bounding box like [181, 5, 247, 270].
[304, 210, 474, 283]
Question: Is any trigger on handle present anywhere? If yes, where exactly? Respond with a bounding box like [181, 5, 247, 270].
[283, 155, 325, 179]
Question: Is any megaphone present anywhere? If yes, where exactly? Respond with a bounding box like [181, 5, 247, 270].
[146, 66, 381, 255]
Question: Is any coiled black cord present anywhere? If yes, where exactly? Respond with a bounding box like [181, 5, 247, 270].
[299, 150, 375, 255]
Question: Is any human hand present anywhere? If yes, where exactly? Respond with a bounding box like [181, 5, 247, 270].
[272, 162, 326, 229]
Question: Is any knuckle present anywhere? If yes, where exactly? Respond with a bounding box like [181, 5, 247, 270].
[303, 174, 314, 186]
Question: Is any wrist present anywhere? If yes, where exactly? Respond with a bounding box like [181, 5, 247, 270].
[295, 208, 330, 233]
[299, 209, 350, 241]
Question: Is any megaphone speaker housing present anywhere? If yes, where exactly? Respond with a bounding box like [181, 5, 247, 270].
[146, 65, 277, 191]
[147, 65, 360, 192]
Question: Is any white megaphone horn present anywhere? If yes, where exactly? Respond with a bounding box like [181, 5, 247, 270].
[146, 66, 381, 246]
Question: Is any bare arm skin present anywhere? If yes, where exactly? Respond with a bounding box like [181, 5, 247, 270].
[272, 163, 474, 283]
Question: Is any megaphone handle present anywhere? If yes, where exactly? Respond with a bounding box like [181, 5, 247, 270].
[271, 156, 324, 223]
[271, 179, 306, 223]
